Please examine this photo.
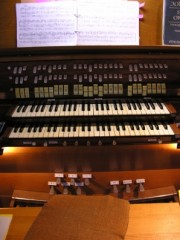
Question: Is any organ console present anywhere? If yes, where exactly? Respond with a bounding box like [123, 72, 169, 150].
[0, 46, 180, 205]
[1, 3, 180, 239]
[0, 47, 180, 148]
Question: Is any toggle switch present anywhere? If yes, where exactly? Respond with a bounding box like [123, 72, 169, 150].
[136, 178, 145, 192]
[110, 180, 119, 194]
[123, 179, 132, 193]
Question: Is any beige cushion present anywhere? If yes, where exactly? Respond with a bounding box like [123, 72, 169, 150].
[25, 195, 129, 240]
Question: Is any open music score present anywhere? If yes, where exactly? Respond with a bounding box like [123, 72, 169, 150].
[16, 0, 139, 47]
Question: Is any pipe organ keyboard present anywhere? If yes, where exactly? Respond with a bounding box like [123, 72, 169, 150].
[0, 47, 180, 147]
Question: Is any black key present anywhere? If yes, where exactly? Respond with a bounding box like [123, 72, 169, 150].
[49, 103, 54, 112]
[113, 101, 118, 110]
[144, 100, 150, 110]
[73, 102, 77, 111]
[54, 104, 59, 112]
[105, 101, 109, 110]
[16, 105, 23, 112]
[127, 101, 131, 110]
[100, 102, 104, 111]
[68, 103, 72, 111]
[157, 100, 163, 109]
[118, 100, 123, 110]
[149, 99, 155, 109]
[28, 125, 33, 133]
[87, 102, 91, 111]
[40, 104, 45, 112]
[53, 124, 57, 132]
[62, 102, 67, 112]
[22, 105, 28, 112]
[30, 105, 36, 112]
[136, 100, 142, 110]
[35, 105, 40, 112]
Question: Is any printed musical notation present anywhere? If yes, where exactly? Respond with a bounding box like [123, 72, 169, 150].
[16, 1, 77, 47]
[16, 0, 139, 47]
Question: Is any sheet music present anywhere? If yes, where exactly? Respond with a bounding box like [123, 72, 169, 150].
[16, 0, 139, 47]
[77, 0, 139, 45]
[16, 1, 77, 47]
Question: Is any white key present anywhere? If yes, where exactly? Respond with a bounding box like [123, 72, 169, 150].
[88, 104, 94, 116]
[123, 124, 131, 136]
[58, 125, 64, 138]
[133, 103, 142, 115]
[9, 127, 20, 138]
[151, 124, 160, 135]
[63, 126, 69, 137]
[116, 103, 124, 115]
[107, 103, 113, 115]
[93, 124, 99, 137]
[78, 125, 85, 137]
[33, 126, 41, 138]
[144, 124, 150, 136]
[141, 103, 152, 115]
[12, 105, 21, 117]
[28, 126, 36, 138]
[166, 124, 174, 135]
[67, 126, 74, 137]
[68, 104, 76, 117]
[161, 102, 170, 114]
[89, 124, 95, 137]
[104, 125, 110, 137]
[158, 123, 169, 135]
[112, 125, 120, 136]
[122, 104, 129, 115]
[52, 125, 59, 138]
[138, 124, 147, 136]
[93, 104, 99, 116]
[47, 126, 55, 138]
[99, 125, 105, 137]
[106, 124, 114, 136]
[54, 104, 62, 117]
[129, 103, 137, 115]
[83, 104, 89, 116]
[133, 124, 141, 136]
[77, 104, 83, 116]
[19, 126, 29, 138]
[146, 124, 155, 136]
[127, 125, 135, 136]
[109, 103, 117, 115]
[43, 125, 49, 138]
[72, 125, 79, 137]
[83, 125, 90, 137]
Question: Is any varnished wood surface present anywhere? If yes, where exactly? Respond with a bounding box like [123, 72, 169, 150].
[0, 203, 180, 240]
[0, 0, 163, 48]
